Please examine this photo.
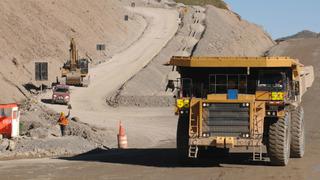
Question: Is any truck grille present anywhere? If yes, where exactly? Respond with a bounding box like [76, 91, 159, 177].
[202, 103, 250, 137]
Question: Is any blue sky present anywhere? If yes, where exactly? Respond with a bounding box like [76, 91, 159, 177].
[224, 0, 320, 39]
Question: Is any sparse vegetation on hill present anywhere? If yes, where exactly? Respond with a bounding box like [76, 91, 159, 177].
[276, 30, 319, 42]
[175, 0, 228, 9]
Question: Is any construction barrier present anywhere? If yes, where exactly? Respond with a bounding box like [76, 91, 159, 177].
[0, 103, 20, 138]
[117, 121, 128, 149]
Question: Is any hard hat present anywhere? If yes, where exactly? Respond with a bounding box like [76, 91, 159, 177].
[60, 112, 64, 116]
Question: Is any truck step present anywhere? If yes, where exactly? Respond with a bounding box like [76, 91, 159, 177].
[188, 146, 198, 158]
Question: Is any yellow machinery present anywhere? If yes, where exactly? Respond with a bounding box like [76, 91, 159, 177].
[61, 38, 90, 87]
[168, 56, 314, 166]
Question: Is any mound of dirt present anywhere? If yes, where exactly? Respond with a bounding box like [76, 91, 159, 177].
[0, 0, 145, 104]
[268, 38, 320, 68]
[0, 99, 113, 159]
[193, 5, 274, 56]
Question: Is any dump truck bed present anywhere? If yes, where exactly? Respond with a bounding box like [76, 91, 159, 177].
[169, 56, 302, 67]
[169, 56, 314, 97]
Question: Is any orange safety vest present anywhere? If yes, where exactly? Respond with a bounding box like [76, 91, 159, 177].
[58, 116, 69, 126]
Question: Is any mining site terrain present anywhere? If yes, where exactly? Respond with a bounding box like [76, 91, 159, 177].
[0, 0, 319, 179]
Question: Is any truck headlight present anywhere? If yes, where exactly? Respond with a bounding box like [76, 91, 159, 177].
[202, 133, 209, 137]
[241, 103, 250, 107]
[266, 111, 277, 116]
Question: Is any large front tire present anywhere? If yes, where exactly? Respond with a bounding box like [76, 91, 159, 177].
[176, 115, 190, 163]
[268, 113, 291, 166]
[290, 106, 305, 158]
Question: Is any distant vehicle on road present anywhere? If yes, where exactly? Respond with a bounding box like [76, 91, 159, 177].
[52, 85, 70, 105]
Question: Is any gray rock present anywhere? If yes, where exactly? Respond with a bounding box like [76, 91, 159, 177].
[0, 139, 9, 152]
[27, 128, 49, 139]
[8, 140, 16, 151]
[50, 125, 61, 137]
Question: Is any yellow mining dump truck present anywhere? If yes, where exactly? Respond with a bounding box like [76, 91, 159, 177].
[168, 56, 314, 166]
[61, 38, 90, 87]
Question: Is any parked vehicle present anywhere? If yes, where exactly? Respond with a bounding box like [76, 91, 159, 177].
[0, 103, 20, 138]
[52, 85, 70, 105]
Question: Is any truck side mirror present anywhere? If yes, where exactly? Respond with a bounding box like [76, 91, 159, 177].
[166, 80, 175, 92]
[294, 81, 300, 96]
[166, 71, 180, 92]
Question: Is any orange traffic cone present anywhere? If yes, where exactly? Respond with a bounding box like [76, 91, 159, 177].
[117, 121, 128, 149]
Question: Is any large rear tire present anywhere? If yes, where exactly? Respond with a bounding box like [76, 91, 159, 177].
[290, 106, 305, 158]
[176, 115, 190, 163]
[268, 113, 291, 166]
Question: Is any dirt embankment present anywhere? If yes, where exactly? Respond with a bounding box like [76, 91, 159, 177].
[0, 0, 145, 104]
[114, 4, 275, 107]
[0, 99, 113, 159]
[193, 5, 274, 56]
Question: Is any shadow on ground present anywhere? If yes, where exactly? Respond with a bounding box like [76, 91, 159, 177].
[41, 98, 68, 106]
[59, 148, 269, 167]
[41, 99, 53, 104]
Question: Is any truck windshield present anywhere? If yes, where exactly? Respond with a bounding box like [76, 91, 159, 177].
[0, 108, 12, 117]
[257, 72, 286, 91]
[55, 88, 69, 93]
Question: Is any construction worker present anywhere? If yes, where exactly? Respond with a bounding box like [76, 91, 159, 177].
[57, 110, 70, 136]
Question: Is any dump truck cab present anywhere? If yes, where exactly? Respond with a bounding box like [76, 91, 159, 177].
[168, 56, 314, 166]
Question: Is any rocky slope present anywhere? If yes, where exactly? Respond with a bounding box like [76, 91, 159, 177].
[116, 4, 275, 107]
[193, 5, 274, 56]
[0, 0, 145, 104]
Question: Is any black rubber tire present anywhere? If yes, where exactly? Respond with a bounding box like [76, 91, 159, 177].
[176, 115, 190, 163]
[268, 113, 291, 166]
[290, 106, 305, 158]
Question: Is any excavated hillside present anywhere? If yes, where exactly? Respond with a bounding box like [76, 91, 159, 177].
[116, 4, 275, 107]
[0, 0, 145, 104]
[193, 5, 274, 56]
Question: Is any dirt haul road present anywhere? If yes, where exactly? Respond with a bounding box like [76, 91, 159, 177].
[38, 7, 179, 148]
